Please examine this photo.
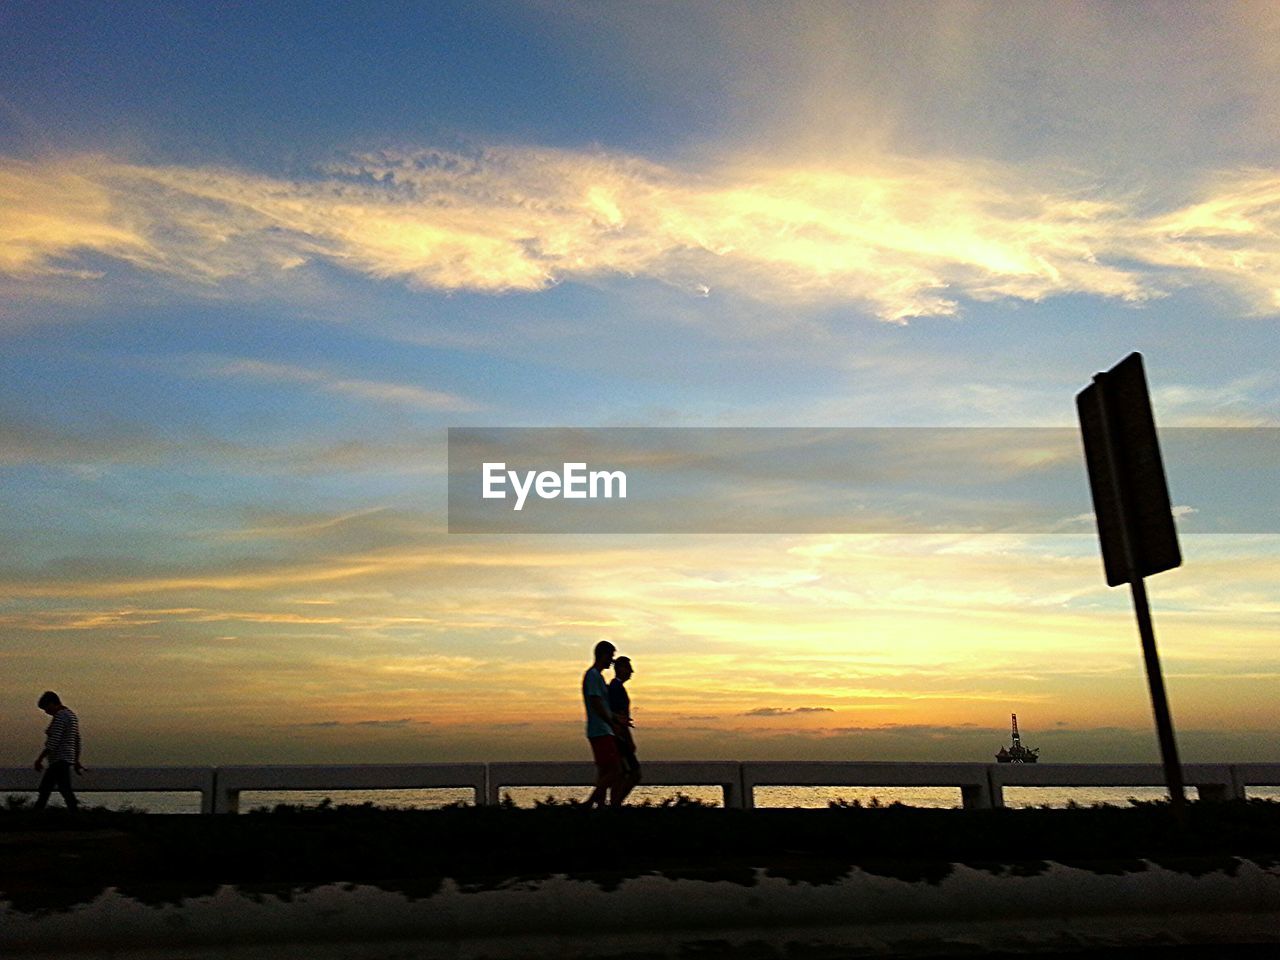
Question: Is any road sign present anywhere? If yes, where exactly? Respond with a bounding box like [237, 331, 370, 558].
[1077, 352, 1181, 586]
[1076, 351, 1186, 822]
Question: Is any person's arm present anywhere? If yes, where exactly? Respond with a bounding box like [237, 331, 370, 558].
[609, 684, 634, 725]
[33, 747, 48, 771]
[74, 723, 84, 774]
[618, 707, 635, 748]
[616, 722, 634, 749]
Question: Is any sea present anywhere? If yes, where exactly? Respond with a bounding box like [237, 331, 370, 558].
[6, 783, 1279, 814]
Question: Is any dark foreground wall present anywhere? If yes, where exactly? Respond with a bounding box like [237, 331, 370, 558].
[4, 861, 1280, 959]
[5, 803, 1280, 957]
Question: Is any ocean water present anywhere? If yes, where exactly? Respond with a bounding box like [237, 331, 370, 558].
[6, 784, 1279, 814]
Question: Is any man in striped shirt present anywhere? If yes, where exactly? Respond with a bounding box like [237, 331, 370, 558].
[33, 691, 83, 810]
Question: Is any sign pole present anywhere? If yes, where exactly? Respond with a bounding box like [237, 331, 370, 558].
[1129, 573, 1187, 814]
[1091, 370, 1187, 820]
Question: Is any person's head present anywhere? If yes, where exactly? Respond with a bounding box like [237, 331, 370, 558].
[613, 656, 633, 683]
[37, 691, 62, 715]
[592, 640, 616, 669]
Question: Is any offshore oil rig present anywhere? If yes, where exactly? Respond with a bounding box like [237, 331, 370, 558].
[995, 713, 1040, 763]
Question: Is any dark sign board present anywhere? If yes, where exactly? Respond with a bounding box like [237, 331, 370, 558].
[1077, 353, 1181, 586]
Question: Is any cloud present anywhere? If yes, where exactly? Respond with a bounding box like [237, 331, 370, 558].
[199, 356, 480, 412]
[4, 149, 1280, 322]
[743, 706, 836, 716]
[291, 718, 427, 729]
[0, 161, 154, 279]
[1134, 170, 1280, 312]
[0, 416, 174, 467]
[206, 507, 395, 542]
[0, 412, 448, 475]
[0, 607, 347, 631]
[1152, 373, 1280, 426]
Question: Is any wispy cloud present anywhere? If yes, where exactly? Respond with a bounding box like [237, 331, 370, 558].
[206, 507, 396, 543]
[743, 706, 836, 716]
[199, 356, 480, 412]
[4, 149, 1280, 322]
[0, 413, 448, 475]
[0, 417, 173, 466]
[1135, 171, 1280, 312]
[292, 717, 427, 729]
[0, 161, 154, 279]
[1153, 373, 1280, 426]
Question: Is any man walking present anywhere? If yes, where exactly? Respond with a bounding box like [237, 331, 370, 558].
[34, 691, 83, 810]
[583, 641, 623, 808]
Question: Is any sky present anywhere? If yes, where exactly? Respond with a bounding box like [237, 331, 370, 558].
[1, 0, 1278, 767]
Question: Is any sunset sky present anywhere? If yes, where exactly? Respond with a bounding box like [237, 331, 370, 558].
[2, 1, 1278, 767]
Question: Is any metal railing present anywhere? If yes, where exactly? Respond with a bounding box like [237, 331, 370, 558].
[3, 761, 1278, 813]
[0, 766, 218, 813]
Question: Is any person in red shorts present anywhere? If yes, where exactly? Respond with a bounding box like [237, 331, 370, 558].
[582, 640, 624, 808]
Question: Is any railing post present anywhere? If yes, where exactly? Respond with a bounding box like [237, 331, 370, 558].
[1230, 764, 1249, 802]
[200, 770, 215, 815]
[986, 765, 1004, 809]
[1188, 764, 1245, 802]
[1196, 783, 1230, 802]
[739, 764, 754, 810]
[960, 780, 992, 810]
[721, 765, 745, 809]
[212, 769, 240, 815]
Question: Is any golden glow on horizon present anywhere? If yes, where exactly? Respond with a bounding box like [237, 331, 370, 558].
[2, 529, 1278, 763]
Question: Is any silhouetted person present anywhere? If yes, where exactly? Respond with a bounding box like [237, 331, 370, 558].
[583, 641, 624, 808]
[34, 691, 83, 810]
[608, 656, 640, 805]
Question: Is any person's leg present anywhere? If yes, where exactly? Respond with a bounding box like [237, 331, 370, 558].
[587, 773, 609, 808]
[34, 765, 58, 810]
[615, 774, 636, 805]
[613, 752, 638, 806]
[587, 737, 621, 808]
[54, 762, 78, 810]
[607, 763, 629, 807]
[590, 763, 623, 807]
[586, 737, 607, 807]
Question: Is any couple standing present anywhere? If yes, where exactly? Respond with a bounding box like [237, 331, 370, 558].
[582, 640, 640, 808]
